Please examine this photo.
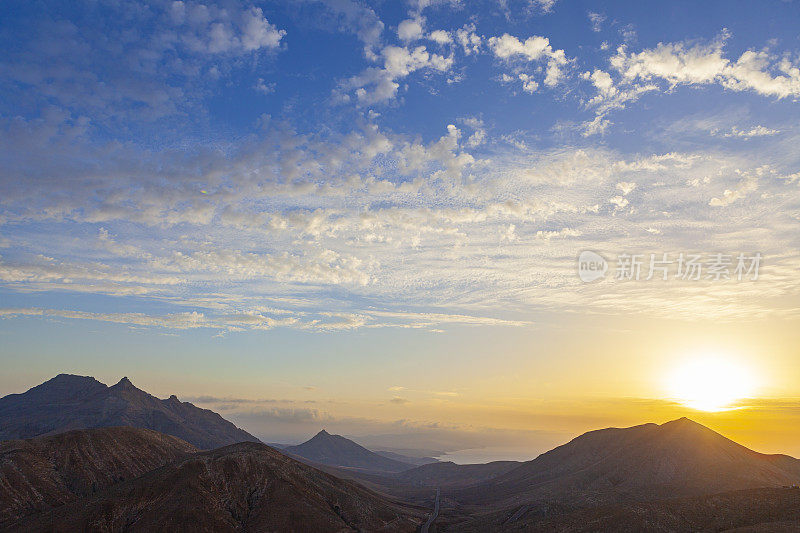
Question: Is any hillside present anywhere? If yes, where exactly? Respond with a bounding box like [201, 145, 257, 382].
[0, 427, 196, 527]
[451, 487, 800, 532]
[396, 460, 522, 488]
[11, 441, 424, 532]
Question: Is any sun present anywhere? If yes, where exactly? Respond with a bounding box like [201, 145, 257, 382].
[666, 356, 757, 412]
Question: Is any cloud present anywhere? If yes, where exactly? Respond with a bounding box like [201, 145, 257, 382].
[720, 125, 780, 138]
[428, 29, 452, 45]
[302, 0, 384, 59]
[0, 1, 286, 125]
[0, 305, 531, 334]
[338, 44, 453, 104]
[580, 33, 800, 135]
[169, 4, 285, 55]
[459, 116, 487, 147]
[254, 78, 276, 94]
[616, 181, 637, 195]
[580, 113, 612, 136]
[398, 18, 425, 42]
[455, 24, 482, 55]
[608, 35, 800, 99]
[709, 173, 759, 207]
[240, 407, 324, 423]
[2, 80, 800, 332]
[489, 33, 570, 88]
[526, 0, 558, 13]
[588, 12, 606, 32]
[184, 395, 277, 405]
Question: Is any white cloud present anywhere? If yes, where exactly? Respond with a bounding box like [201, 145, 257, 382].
[3, 107, 800, 330]
[721, 125, 780, 138]
[610, 38, 800, 98]
[580, 34, 800, 135]
[455, 24, 482, 55]
[581, 114, 611, 136]
[517, 73, 539, 93]
[709, 173, 759, 206]
[459, 117, 487, 148]
[240, 7, 286, 50]
[175, 4, 285, 54]
[531, 0, 558, 13]
[588, 12, 606, 32]
[428, 29, 452, 45]
[254, 78, 276, 94]
[489, 33, 570, 89]
[609, 195, 629, 209]
[616, 181, 637, 195]
[339, 45, 453, 104]
[307, 0, 385, 60]
[398, 18, 425, 41]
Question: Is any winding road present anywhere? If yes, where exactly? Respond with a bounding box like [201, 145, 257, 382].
[421, 488, 440, 533]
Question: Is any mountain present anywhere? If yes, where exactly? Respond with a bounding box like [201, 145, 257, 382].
[0, 374, 260, 449]
[12, 441, 424, 532]
[0, 427, 197, 527]
[395, 460, 522, 488]
[284, 430, 415, 473]
[456, 417, 800, 510]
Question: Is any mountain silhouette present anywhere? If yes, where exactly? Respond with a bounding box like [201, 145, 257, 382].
[4, 415, 800, 531]
[284, 429, 415, 473]
[0, 426, 197, 527]
[10, 440, 423, 532]
[0, 374, 259, 449]
[457, 417, 800, 510]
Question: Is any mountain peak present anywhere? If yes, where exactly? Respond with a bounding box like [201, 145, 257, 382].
[52, 373, 88, 380]
[46, 373, 103, 386]
[23, 374, 107, 399]
[109, 376, 140, 393]
[660, 417, 708, 432]
[285, 430, 414, 473]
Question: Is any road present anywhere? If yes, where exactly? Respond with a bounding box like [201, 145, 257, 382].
[504, 505, 529, 524]
[421, 488, 440, 533]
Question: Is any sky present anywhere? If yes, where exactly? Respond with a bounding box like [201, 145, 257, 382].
[1, 0, 800, 460]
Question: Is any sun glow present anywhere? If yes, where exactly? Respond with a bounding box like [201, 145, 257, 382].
[666, 356, 757, 412]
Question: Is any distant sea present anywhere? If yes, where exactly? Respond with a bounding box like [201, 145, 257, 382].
[435, 446, 539, 464]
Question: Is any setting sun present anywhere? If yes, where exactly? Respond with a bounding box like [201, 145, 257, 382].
[667, 357, 757, 412]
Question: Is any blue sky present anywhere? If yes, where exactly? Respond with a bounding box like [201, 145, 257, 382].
[2, 0, 800, 452]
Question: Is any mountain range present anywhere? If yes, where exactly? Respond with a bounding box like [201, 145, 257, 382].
[1, 428, 424, 532]
[0, 374, 259, 449]
[3, 375, 800, 531]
